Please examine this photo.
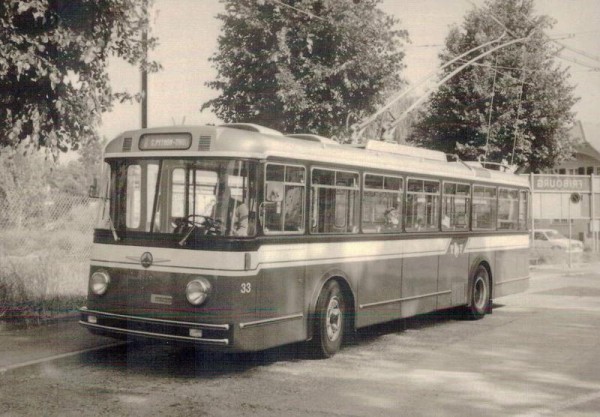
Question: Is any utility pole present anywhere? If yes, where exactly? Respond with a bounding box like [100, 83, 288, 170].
[141, 0, 148, 129]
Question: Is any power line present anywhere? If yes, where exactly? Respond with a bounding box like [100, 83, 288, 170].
[466, 1, 600, 72]
[261, 0, 327, 22]
[549, 30, 600, 37]
[354, 33, 508, 135]
[556, 53, 600, 72]
[516, 10, 600, 66]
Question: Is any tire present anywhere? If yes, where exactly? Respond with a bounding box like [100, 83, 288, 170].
[465, 264, 491, 320]
[312, 280, 345, 358]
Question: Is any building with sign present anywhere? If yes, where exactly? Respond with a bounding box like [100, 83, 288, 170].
[534, 121, 600, 248]
[546, 121, 600, 175]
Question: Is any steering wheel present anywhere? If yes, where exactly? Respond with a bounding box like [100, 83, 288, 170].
[173, 215, 222, 236]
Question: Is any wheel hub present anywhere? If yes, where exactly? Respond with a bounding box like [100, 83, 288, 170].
[326, 297, 342, 342]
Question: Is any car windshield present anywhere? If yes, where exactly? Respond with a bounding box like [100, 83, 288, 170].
[99, 158, 257, 237]
[546, 230, 565, 239]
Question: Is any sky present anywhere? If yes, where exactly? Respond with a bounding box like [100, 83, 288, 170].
[100, 0, 600, 141]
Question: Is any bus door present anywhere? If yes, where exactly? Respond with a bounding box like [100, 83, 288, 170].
[437, 182, 471, 308]
[401, 179, 442, 316]
[256, 163, 307, 347]
[358, 174, 404, 327]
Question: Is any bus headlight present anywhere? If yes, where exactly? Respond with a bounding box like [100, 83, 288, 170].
[91, 271, 110, 296]
[186, 278, 212, 306]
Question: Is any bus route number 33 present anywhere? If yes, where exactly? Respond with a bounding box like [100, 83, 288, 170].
[241, 282, 252, 294]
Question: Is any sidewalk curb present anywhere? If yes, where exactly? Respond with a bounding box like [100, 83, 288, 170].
[530, 262, 600, 279]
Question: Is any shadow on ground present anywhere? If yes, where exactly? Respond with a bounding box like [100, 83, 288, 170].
[78, 305, 501, 379]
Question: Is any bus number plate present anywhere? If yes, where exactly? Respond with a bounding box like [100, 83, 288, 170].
[151, 294, 173, 305]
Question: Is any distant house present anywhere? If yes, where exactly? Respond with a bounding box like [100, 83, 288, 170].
[535, 121, 600, 247]
[546, 121, 600, 175]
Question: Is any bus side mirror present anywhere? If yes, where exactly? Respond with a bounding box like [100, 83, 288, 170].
[89, 178, 99, 198]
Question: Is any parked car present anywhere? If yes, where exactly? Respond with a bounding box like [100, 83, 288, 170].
[533, 229, 584, 253]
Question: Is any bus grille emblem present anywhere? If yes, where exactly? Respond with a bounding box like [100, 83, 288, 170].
[140, 252, 153, 268]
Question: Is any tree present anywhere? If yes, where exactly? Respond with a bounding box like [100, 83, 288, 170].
[39, 132, 105, 197]
[0, 147, 51, 228]
[202, 0, 408, 138]
[409, 0, 578, 172]
[0, 0, 158, 158]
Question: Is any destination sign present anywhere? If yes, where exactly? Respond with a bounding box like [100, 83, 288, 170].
[533, 175, 591, 191]
[139, 133, 192, 150]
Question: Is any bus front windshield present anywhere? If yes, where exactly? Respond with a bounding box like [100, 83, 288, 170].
[102, 159, 257, 238]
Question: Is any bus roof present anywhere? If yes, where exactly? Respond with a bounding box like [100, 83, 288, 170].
[103, 124, 529, 188]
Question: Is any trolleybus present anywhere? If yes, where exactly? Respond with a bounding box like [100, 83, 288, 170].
[80, 123, 530, 357]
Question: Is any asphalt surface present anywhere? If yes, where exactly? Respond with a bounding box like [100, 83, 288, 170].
[1, 263, 600, 417]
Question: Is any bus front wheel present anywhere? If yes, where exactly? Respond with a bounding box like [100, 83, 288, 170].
[466, 265, 490, 320]
[312, 280, 345, 358]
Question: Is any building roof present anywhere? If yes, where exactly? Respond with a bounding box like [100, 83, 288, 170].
[570, 121, 600, 161]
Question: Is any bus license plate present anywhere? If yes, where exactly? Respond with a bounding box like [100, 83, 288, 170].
[150, 294, 173, 305]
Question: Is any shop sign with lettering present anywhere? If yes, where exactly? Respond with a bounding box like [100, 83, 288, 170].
[533, 175, 590, 191]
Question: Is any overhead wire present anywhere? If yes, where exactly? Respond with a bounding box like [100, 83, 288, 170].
[261, 0, 328, 22]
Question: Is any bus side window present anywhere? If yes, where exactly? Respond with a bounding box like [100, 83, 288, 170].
[497, 188, 519, 230]
[263, 164, 305, 234]
[310, 168, 359, 234]
[406, 178, 440, 232]
[362, 173, 403, 233]
[442, 182, 470, 231]
[473, 185, 497, 230]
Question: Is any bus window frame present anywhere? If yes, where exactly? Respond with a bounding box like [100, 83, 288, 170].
[262, 162, 307, 236]
[497, 186, 520, 231]
[310, 166, 360, 235]
[361, 172, 404, 234]
[405, 176, 441, 233]
[518, 189, 529, 231]
[472, 184, 498, 231]
[441, 180, 471, 232]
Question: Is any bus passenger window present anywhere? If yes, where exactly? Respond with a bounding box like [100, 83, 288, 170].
[405, 179, 440, 232]
[497, 188, 519, 230]
[442, 182, 470, 231]
[311, 168, 359, 234]
[472, 185, 497, 230]
[263, 164, 305, 234]
[362, 174, 403, 233]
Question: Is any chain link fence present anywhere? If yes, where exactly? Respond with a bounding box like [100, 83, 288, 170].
[0, 192, 96, 307]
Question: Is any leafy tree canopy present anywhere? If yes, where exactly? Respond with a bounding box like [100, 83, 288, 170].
[0, 0, 158, 158]
[409, 0, 578, 172]
[202, 0, 409, 138]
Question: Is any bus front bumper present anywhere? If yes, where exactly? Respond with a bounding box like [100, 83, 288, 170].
[79, 307, 231, 347]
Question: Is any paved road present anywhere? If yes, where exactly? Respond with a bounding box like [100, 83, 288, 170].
[1, 265, 600, 417]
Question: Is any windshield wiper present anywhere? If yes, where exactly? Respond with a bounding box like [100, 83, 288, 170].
[109, 215, 120, 242]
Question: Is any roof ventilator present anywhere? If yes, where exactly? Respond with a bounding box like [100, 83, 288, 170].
[198, 136, 211, 151]
[122, 137, 132, 152]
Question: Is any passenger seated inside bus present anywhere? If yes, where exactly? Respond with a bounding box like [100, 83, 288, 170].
[442, 214, 451, 229]
[384, 208, 400, 228]
[232, 201, 249, 236]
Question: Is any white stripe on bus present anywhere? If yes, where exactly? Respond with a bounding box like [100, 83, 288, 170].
[90, 234, 529, 275]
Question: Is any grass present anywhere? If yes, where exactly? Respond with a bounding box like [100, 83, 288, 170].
[0, 201, 94, 328]
[0, 255, 88, 328]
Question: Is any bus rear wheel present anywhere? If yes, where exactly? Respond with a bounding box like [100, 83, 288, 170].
[465, 265, 490, 320]
[312, 280, 345, 358]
